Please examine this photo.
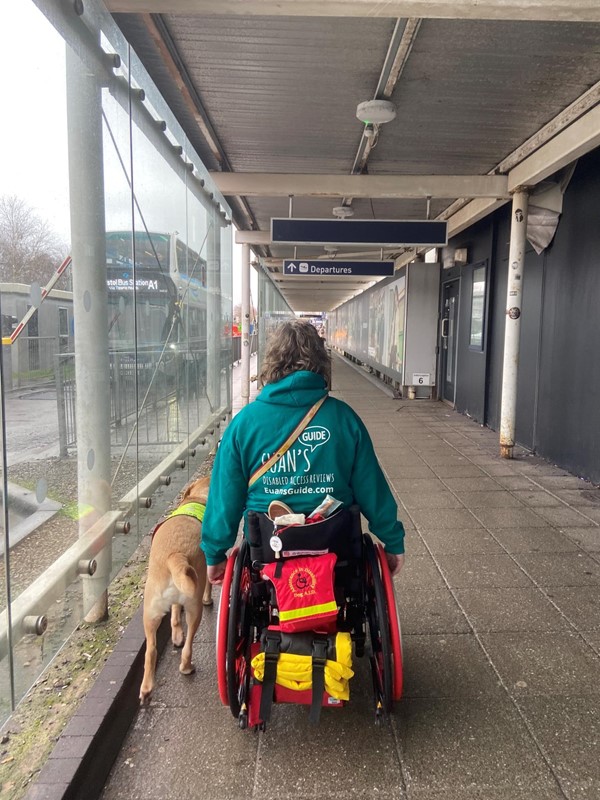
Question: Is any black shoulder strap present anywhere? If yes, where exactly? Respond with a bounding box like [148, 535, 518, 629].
[259, 630, 281, 725]
[309, 635, 329, 725]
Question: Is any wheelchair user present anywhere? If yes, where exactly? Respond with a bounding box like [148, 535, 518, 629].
[201, 319, 405, 585]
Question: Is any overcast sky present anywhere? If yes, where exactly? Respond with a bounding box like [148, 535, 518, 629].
[3, 1, 250, 302]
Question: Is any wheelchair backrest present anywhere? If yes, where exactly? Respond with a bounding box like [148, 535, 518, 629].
[248, 505, 363, 565]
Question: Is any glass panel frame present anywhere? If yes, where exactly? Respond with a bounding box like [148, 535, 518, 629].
[469, 263, 487, 351]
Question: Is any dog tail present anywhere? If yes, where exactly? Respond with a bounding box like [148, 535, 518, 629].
[167, 553, 198, 597]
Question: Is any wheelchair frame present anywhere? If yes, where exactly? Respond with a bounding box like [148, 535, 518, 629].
[216, 507, 403, 729]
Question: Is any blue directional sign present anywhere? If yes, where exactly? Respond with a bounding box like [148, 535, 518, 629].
[283, 260, 395, 277]
[272, 218, 447, 247]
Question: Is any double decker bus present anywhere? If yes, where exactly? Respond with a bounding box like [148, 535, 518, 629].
[105, 230, 207, 350]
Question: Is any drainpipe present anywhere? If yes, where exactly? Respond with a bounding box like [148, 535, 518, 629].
[499, 190, 529, 458]
[240, 243, 251, 406]
[66, 45, 111, 620]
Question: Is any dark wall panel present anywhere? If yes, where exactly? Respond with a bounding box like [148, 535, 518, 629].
[447, 148, 600, 481]
[449, 218, 494, 423]
[534, 149, 600, 482]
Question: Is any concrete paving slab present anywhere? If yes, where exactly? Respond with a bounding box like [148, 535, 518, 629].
[454, 490, 525, 508]
[535, 506, 598, 527]
[454, 587, 572, 633]
[435, 554, 533, 589]
[420, 528, 504, 555]
[420, 455, 473, 467]
[441, 476, 507, 492]
[544, 586, 600, 630]
[383, 464, 438, 479]
[397, 697, 564, 799]
[396, 588, 470, 635]
[513, 552, 600, 586]
[401, 491, 464, 510]
[471, 506, 548, 528]
[409, 508, 483, 530]
[426, 464, 487, 478]
[254, 680, 406, 800]
[553, 489, 600, 506]
[535, 476, 596, 490]
[509, 490, 563, 507]
[401, 529, 430, 555]
[573, 507, 600, 523]
[561, 527, 600, 551]
[401, 634, 504, 698]
[518, 696, 600, 800]
[480, 632, 600, 697]
[488, 526, 580, 553]
[395, 554, 447, 590]
[495, 475, 540, 490]
[581, 630, 600, 652]
[478, 463, 522, 477]
[392, 477, 448, 494]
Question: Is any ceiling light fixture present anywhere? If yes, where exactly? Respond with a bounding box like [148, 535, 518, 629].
[356, 99, 396, 125]
[332, 205, 354, 218]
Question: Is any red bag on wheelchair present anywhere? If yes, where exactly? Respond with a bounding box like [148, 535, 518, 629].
[261, 552, 338, 633]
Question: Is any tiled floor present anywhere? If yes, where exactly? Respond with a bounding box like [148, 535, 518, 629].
[101, 353, 600, 800]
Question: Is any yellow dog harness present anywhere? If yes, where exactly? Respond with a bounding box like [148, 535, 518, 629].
[152, 502, 206, 539]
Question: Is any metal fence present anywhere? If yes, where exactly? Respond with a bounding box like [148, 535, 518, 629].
[55, 345, 239, 454]
[232, 331, 258, 363]
[12, 336, 60, 389]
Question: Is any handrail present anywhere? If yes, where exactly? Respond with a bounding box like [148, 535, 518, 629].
[0, 407, 230, 661]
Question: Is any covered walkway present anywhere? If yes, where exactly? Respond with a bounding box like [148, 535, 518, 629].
[94, 353, 600, 800]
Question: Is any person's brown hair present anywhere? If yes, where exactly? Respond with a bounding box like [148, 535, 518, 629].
[259, 319, 331, 387]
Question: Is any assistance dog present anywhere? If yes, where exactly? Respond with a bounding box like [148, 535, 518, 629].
[140, 475, 213, 703]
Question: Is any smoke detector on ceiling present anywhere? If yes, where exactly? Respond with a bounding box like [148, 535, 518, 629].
[333, 206, 354, 218]
[356, 99, 396, 125]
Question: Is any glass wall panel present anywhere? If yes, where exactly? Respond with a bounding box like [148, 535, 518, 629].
[0, 0, 233, 725]
[257, 266, 294, 369]
[328, 271, 406, 383]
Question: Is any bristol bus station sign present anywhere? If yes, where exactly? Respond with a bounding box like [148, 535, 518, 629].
[283, 260, 395, 277]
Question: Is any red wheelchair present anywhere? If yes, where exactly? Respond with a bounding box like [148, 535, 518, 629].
[216, 505, 403, 729]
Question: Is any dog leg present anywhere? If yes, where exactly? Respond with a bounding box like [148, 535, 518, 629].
[171, 603, 185, 648]
[202, 581, 213, 607]
[179, 601, 203, 676]
[140, 613, 162, 704]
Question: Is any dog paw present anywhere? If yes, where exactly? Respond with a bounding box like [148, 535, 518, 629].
[139, 688, 153, 705]
[202, 598, 214, 607]
[179, 663, 196, 676]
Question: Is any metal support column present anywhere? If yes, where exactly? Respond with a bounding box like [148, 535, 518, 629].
[206, 216, 221, 411]
[499, 190, 529, 458]
[240, 243, 251, 406]
[66, 44, 112, 620]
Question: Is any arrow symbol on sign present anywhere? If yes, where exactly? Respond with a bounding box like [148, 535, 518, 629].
[287, 262, 298, 272]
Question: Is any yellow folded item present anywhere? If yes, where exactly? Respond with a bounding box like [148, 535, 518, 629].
[251, 632, 354, 701]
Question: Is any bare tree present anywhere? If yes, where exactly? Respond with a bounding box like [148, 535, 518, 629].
[0, 194, 67, 285]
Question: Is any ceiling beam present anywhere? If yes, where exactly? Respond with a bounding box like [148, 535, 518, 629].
[106, 1, 600, 22]
[216, 174, 508, 199]
[508, 103, 600, 191]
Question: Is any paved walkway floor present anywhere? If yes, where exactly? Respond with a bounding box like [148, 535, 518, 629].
[101, 353, 600, 800]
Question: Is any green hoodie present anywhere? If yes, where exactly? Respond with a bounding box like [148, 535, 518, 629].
[201, 370, 405, 565]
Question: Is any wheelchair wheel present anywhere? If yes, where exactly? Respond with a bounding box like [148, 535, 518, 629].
[216, 546, 239, 706]
[226, 540, 253, 721]
[363, 534, 393, 718]
[375, 543, 403, 701]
